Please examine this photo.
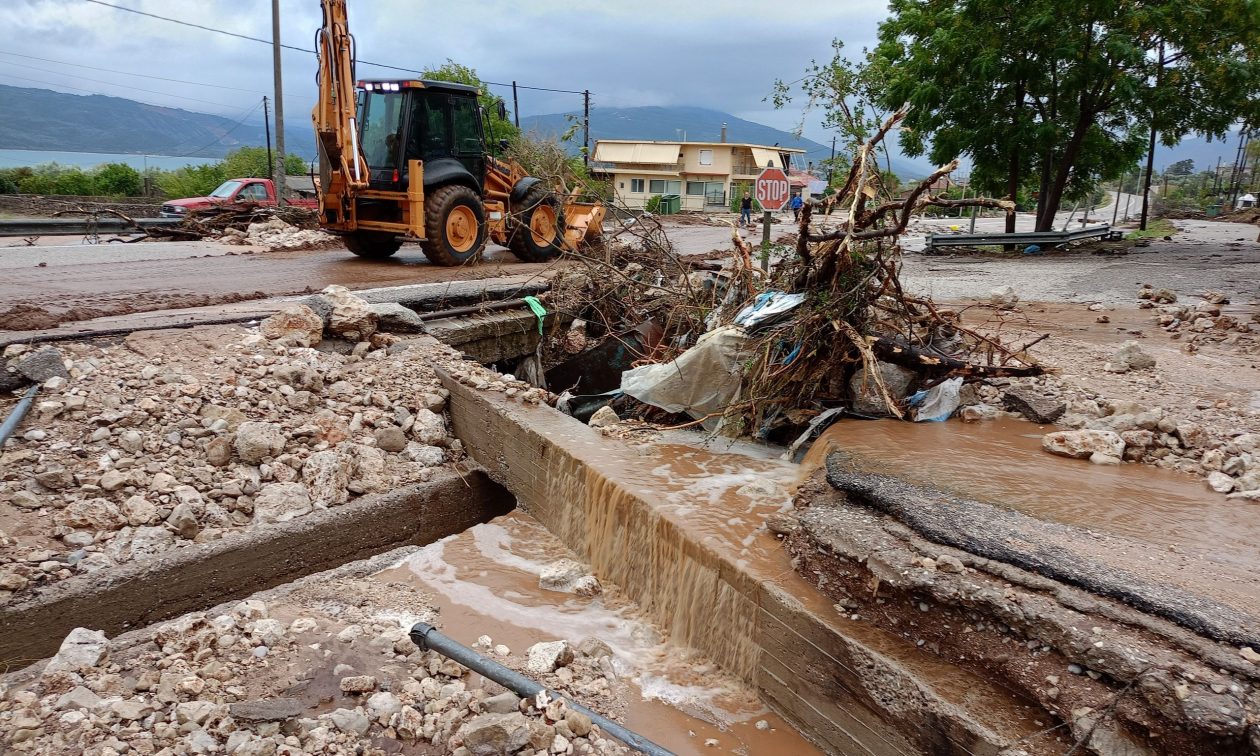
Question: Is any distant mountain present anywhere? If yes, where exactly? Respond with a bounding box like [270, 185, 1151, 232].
[0, 85, 315, 160]
[520, 105, 935, 180]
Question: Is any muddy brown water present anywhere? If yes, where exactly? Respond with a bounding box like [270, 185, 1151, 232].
[376, 510, 821, 756]
[804, 417, 1260, 602]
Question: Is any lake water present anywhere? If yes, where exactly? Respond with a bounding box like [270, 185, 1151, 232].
[0, 149, 219, 171]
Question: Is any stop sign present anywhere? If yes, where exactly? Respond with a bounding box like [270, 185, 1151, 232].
[755, 166, 791, 211]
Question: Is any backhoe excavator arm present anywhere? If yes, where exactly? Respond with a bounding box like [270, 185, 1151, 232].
[313, 0, 367, 218]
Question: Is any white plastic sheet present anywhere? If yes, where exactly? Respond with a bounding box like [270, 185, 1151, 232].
[620, 326, 751, 424]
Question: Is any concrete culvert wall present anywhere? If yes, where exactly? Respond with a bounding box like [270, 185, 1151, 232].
[0, 469, 513, 667]
[438, 368, 1051, 756]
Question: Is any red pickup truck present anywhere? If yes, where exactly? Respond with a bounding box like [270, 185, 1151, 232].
[159, 178, 318, 217]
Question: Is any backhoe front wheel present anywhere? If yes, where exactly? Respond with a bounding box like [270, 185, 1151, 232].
[508, 185, 566, 262]
[421, 185, 487, 266]
[344, 230, 402, 259]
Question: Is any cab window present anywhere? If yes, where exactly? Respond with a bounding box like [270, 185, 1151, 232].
[451, 96, 481, 155]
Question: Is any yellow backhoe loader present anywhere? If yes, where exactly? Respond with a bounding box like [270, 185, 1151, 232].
[312, 0, 604, 264]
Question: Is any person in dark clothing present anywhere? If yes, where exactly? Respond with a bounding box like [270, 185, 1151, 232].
[740, 193, 752, 227]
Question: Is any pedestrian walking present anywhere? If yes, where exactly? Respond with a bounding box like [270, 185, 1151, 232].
[790, 192, 804, 222]
[740, 193, 752, 227]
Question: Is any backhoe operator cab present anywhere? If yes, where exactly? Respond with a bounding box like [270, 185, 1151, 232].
[320, 77, 591, 266]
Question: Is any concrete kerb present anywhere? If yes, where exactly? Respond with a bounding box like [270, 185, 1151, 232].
[0, 468, 514, 669]
[436, 368, 1024, 756]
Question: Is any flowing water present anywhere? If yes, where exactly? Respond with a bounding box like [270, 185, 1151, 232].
[803, 417, 1260, 576]
[376, 511, 821, 756]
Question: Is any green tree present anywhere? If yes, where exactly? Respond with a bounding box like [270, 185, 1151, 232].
[872, 0, 1260, 231]
[155, 163, 228, 198]
[422, 60, 519, 147]
[770, 40, 897, 199]
[221, 147, 306, 179]
[93, 163, 142, 196]
[0, 170, 19, 194]
[1166, 158, 1195, 176]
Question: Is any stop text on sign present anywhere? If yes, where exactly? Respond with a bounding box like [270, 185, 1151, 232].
[754, 167, 790, 211]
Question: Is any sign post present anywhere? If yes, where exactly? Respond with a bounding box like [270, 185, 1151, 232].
[754, 165, 790, 271]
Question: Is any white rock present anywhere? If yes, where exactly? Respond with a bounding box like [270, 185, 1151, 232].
[321, 285, 378, 341]
[58, 497, 126, 531]
[1041, 430, 1125, 460]
[989, 286, 1019, 307]
[411, 409, 447, 445]
[302, 450, 350, 507]
[366, 692, 402, 723]
[252, 482, 313, 523]
[235, 421, 285, 464]
[526, 640, 575, 675]
[588, 406, 619, 428]
[55, 685, 102, 711]
[1207, 471, 1236, 494]
[46, 627, 109, 671]
[327, 707, 371, 735]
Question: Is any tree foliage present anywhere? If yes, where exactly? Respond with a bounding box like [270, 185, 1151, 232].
[870, 0, 1260, 230]
[221, 146, 307, 179]
[94, 163, 142, 196]
[422, 59, 519, 146]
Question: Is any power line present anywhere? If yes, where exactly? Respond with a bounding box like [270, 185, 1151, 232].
[0, 59, 246, 110]
[0, 49, 264, 93]
[172, 98, 266, 157]
[81, 0, 590, 96]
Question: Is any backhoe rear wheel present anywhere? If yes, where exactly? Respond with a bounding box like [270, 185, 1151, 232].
[344, 230, 402, 259]
[421, 185, 487, 266]
[508, 185, 566, 263]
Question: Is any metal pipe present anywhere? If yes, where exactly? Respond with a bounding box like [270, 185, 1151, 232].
[415, 296, 547, 322]
[0, 385, 39, 446]
[409, 622, 674, 756]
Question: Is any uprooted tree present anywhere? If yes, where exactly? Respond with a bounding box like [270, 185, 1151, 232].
[550, 108, 1044, 440]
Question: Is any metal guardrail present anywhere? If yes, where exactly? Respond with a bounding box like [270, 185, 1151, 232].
[0, 217, 181, 237]
[925, 223, 1120, 250]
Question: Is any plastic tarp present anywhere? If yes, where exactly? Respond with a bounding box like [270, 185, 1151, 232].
[908, 377, 963, 422]
[620, 326, 751, 424]
[732, 291, 805, 331]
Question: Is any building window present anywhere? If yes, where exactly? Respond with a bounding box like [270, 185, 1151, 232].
[630, 178, 645, 193]
[649, 179, 681, 194]
[698, 149, 713, 166]
[685, 181, 707, 196]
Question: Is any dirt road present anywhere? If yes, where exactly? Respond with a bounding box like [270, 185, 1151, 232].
[0, 242, 561, 331]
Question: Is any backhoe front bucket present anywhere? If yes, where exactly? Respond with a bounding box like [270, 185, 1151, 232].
[562, 199, 606, 251]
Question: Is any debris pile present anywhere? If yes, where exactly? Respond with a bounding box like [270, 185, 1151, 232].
[0, 287, 544, 601]
[146, 206, 335, 251]
[548, 109, 1040, 440]
[0, 582, 631, 755]
[220, 217, 337, 251]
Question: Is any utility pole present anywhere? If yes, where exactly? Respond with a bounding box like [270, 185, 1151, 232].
[827, 135, 836, 184]
[1112, 176, 1122, 225]
[271, 0, 287, 203]
[263, 96, 273, 174]
[1138, 41, 1164, 231]
[511, 81, 520, 129]
[582, 90, 590, 168]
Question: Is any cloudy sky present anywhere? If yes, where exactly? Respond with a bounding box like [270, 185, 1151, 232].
[0, 0, 887, 144]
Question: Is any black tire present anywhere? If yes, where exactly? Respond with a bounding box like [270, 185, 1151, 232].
[508, 185, 566, 262]
[343, 230, 402, 259]
[421, 185, 487, 266]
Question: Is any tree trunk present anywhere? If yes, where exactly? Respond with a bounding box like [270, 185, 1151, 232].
[1036, 115, 1092, 232]
[1006, 83, 1024, 236]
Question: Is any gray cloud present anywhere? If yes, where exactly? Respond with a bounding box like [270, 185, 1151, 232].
[0, 0, 885, 143]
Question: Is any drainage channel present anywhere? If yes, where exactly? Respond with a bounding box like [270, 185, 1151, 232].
[439, 369, 1056, 755]
[377, 509, 821, 755]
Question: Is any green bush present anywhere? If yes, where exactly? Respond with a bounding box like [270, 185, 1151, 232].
[156, 163, 228, 199]
[0, 173, 18, 194]
[93, 163, 142, 196]
[645, 194, 663, 214]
